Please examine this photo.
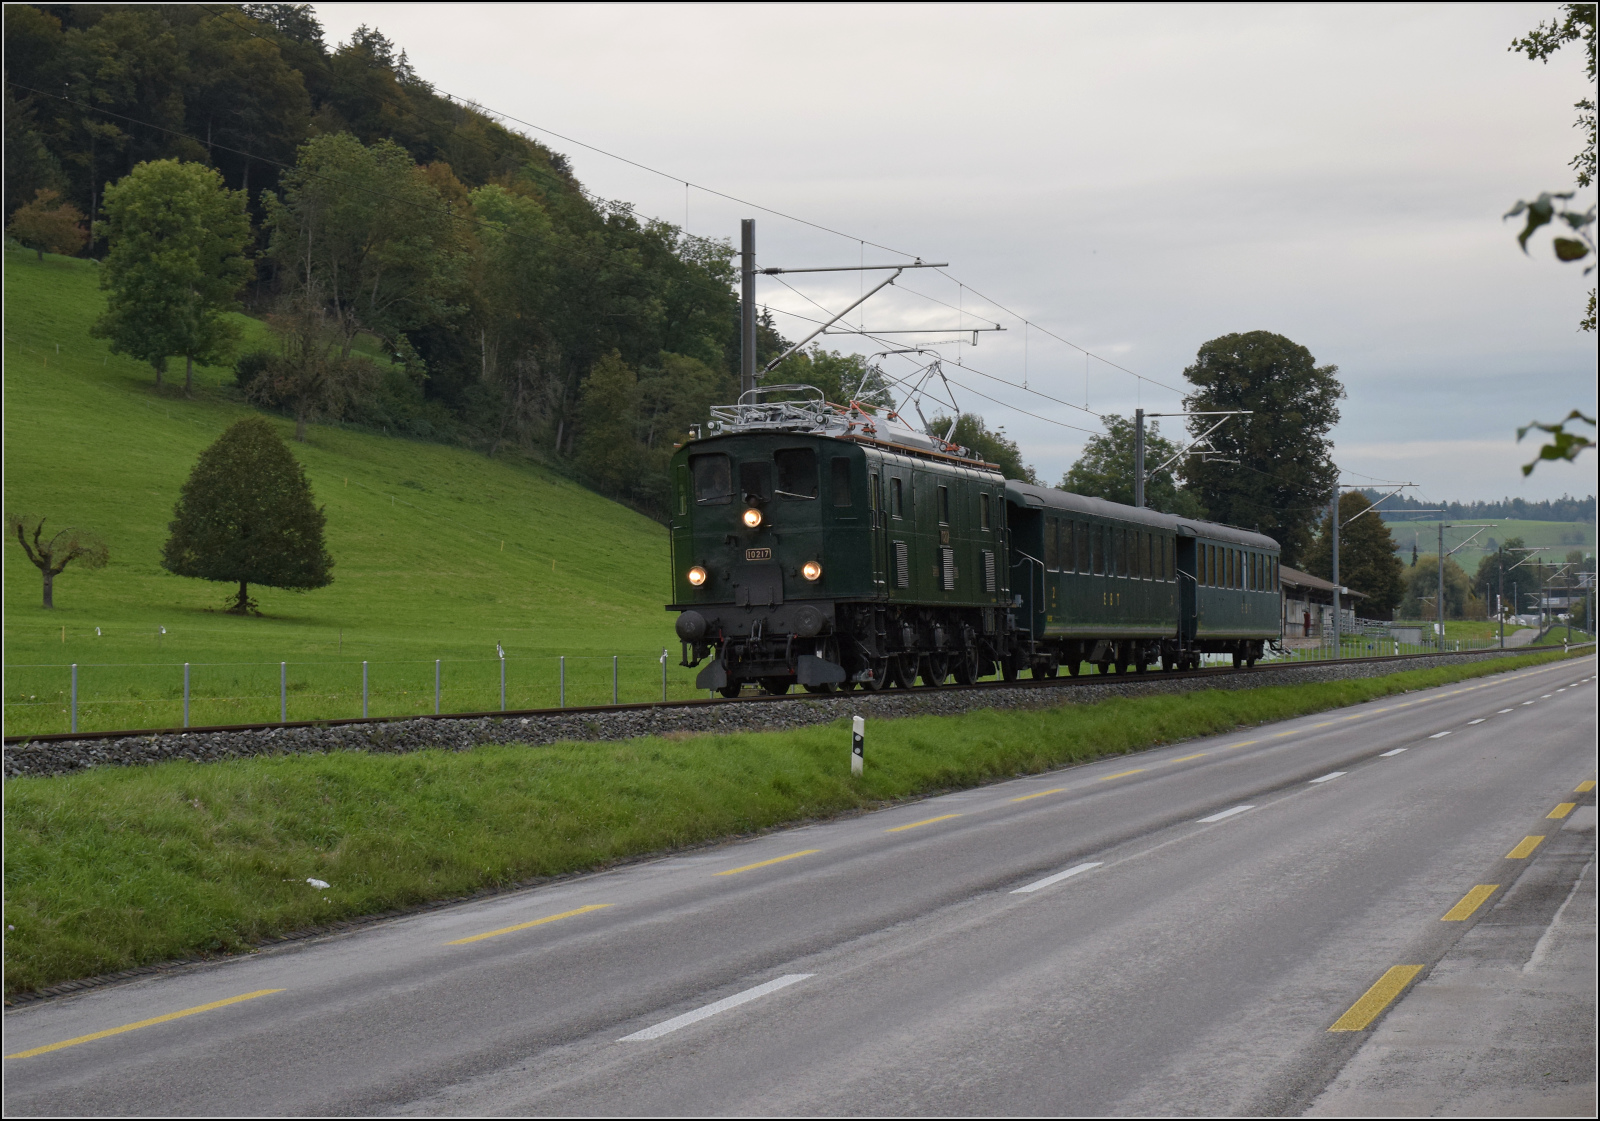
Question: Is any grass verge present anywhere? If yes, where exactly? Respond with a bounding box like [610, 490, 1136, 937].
[3, 648, 1585, 996]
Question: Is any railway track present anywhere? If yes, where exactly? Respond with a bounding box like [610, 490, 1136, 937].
[7, 643, 1585, 746]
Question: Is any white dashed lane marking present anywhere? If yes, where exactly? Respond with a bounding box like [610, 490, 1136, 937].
[1379, 748, 1407, 757]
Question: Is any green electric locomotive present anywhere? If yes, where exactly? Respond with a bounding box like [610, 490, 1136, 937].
[669, 386, 1009, 695]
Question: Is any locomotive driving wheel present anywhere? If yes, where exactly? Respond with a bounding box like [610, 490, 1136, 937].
[857, 656, 890, 691]
[951, 647, 982, 686]
[921, 653, 952, 688]
[890, 652, 919, 689]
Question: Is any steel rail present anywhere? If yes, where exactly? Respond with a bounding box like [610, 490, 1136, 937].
[5, 643, 1588, 747]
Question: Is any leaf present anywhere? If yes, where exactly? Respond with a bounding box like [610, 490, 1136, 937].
[1517, 410, 1598, 475]
[1553, 238, 1591, 261]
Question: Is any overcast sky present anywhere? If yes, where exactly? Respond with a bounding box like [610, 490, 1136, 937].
[320, 3, 1597, 505]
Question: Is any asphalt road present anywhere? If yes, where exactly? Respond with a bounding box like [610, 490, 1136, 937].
[5, 655, 1596, 1117]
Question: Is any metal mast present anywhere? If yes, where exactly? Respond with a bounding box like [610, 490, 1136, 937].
[1134, 409, 1146, 508]
[740, 219, 756, 397]
[1331, 490, 1341, 654]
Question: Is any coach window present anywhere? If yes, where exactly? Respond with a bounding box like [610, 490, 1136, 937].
[831, 458, 853, 507]
[1090, 525, 1103, 575]
[938, 485, 951, 525]
[1044, 516, 1059, 570]
[1079, 522, 1091, 573]
[980, 493, 991, 530]
[1062, 520, 1075, 572]
[774, 448, 818, 499]
[691, 453, 732, 505]
[1165, 537, 1174, 581]
[891, 476, 904, 518]
[1208, 544, 1217, 586]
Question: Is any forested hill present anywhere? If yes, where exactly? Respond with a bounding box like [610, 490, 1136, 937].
[1361, 491, 1596, 523]
[4, 3, 883, 520]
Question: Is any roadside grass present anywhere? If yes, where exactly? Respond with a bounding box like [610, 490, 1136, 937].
[3, 648, 1583, 997]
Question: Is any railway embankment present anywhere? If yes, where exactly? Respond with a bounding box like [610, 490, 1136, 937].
[5, 645, 1586, 780]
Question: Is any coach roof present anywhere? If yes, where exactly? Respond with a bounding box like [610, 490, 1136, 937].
[1004, 481, 1280, 551]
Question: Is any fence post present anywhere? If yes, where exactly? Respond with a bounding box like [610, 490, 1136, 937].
[500, 654, 506, 711]
[435, 659, 441, 715]
[661, 649, 668, 702]
[280, 662, 287, 722]
[70, 663, 78, 733]
[184, 662, 190, 728]
[363, 660, 369, 718]
[613, 655, 619, 705]
[560, 656, 566, 708]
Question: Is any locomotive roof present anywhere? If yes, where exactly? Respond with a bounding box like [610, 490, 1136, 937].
[1005, 480, 1280, 551]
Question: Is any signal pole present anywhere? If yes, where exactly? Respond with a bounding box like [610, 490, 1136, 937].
[740, 219, 757, 397]
[1332, 490, 1341, 654]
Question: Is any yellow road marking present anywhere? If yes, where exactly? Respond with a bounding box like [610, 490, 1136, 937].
[1548, 803, 1576, 819]
[1100, 769, 1145, 781]
[447, 904, 610, 945]
[1340, 715, 1362, 720]
[1371, 707, 1390, 713]
[1442, 885, 1498, 921]
[6, 989, 285, 1059]
[1506, 836, 1545, 859]
[1328, 965, 1424, 1032]
[1577, 781, 1596, 793]
[714, 849, 820, 876]
[1273, 731, 1295, 737]
[1173, 753, 1207, 762]
[1011, 788, 1066, 802]
[886, 814, 962, 833]
[1311, 722, 1333, 728]
[1227, 740, 1258, 749]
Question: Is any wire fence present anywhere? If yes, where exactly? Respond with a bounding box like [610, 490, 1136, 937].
[3, 653, 702, 738]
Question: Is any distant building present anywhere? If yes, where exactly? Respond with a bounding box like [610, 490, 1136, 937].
[1280, 565, 1365, 639]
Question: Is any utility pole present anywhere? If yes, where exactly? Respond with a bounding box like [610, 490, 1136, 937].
[740, 219, 757, 397]
[1436, 522, 1445, 651]
[1331, 489, 1341, 655]
[1498, 548, 1504, 649]
[1134, 409, 1146, 508]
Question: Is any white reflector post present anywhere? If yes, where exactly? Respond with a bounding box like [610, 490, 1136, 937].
[852, 715, 864, 775]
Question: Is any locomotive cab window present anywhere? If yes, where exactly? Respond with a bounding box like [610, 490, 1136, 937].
[830, 457, 852, 507]
[691, 454, 732, 505]
[938, 485, 950, 524]
[739, 461, 771, 503]
[774, 448, 817, 499]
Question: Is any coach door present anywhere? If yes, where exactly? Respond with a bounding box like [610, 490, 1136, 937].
[1175, 530, 1199, 644]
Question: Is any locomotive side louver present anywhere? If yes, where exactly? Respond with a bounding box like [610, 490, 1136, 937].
[941, 547, 956, 591]
[983, 550, 996, 592]
[894, 540, 909, 588]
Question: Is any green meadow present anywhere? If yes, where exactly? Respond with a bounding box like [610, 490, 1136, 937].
[3, 246, 702, 735]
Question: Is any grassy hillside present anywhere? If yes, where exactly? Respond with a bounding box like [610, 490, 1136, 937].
[3, 246, 699, 734]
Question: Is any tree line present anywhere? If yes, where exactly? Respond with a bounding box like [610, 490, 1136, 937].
[1359, 491, 1596, 523]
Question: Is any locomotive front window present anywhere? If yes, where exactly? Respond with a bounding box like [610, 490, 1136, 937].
[831, 458, 852, 506]
[774, 448, 817, 499]
[1045, 517, 1060, 571]
[740, 461, 772, 502]
[691, 454, 732, 505]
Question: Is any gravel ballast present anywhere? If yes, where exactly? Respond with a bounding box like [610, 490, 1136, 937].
[1, 647, 1567, 780]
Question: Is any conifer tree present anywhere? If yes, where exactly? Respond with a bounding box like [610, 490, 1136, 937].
[162, 417, 332, 614]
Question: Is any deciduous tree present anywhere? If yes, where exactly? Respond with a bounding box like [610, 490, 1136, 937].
[91, 159, 252, 394]
[1060, 413, 1204, 516]
[5, 187, 86, 260]
[161, 417, 333, 614]
[1181, 331, 1345, 568]
[1304, 492, 1406, 617]
[8, 514, 108, 608]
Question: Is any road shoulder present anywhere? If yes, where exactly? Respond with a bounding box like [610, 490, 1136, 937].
[1305, 807, 1597, 1118]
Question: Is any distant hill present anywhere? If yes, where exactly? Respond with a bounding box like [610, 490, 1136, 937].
[1363, 489, 1595, 523]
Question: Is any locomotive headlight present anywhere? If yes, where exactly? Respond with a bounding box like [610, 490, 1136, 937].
[802, 560, 823, 582]
[687, 565, 708, 587]
[742, 507, 763, 529]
